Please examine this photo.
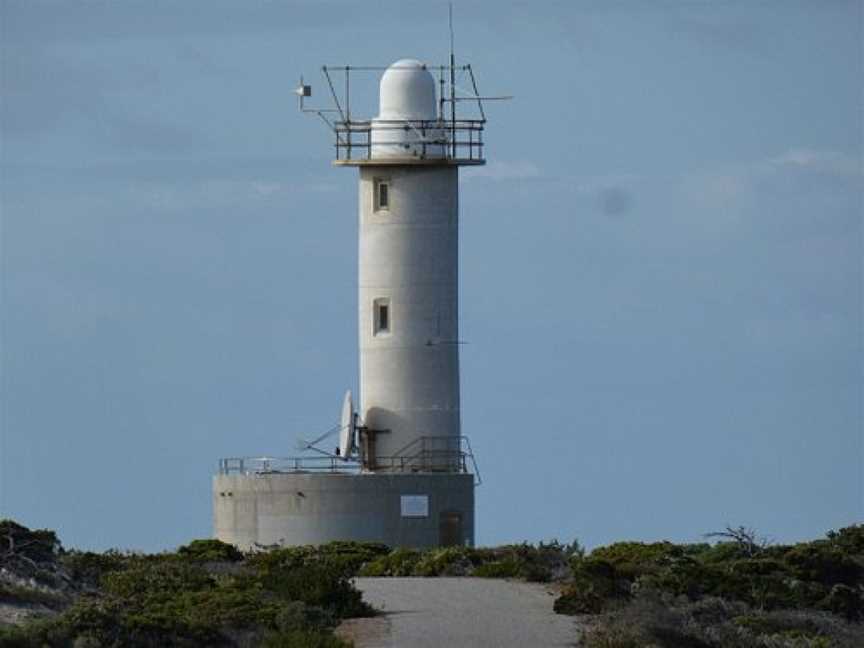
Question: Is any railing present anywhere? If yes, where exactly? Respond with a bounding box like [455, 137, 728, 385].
[218, 456, 360, 475]
[218, 435, 480, 485]
[381, 435, 468, 473]
[334, 119, 485, 163]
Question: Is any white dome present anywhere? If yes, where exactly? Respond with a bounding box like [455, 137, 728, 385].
[378, 59, 437, 120]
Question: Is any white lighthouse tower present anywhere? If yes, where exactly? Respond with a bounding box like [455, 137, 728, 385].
[354, 60, 464, 468]
[213, 54, 497, 550]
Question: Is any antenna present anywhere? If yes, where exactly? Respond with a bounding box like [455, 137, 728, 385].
[294, 17, 510, 164]
[449, 3, 455, 58]
[449, 2, 456, 158]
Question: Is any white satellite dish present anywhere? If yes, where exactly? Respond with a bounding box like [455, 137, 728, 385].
[339, 390, 355, 458]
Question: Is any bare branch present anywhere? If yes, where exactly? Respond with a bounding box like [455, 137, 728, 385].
[704, 525, 769, 557]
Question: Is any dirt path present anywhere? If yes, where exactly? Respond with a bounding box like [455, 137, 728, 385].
[337, 577, 581, 648]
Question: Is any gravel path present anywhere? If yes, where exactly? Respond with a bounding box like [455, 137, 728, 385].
[336, 577, 581, 648]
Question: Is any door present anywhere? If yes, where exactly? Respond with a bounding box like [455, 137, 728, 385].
[439, 511, 462, 547]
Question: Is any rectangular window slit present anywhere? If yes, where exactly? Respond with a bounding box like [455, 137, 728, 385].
[374, 298, 390, 335]
[374, 179, 390, 211]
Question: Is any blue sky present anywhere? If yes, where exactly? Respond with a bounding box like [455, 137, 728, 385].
[1, 0, 861, 551]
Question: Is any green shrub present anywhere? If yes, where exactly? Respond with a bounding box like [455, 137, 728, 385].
[473, 558, 522, 579]
[0, 519, 61, 564]
[502, 541, 573, 582]
[0, 522, 379, 647]
[559, 524, 864, 627]
[581, 590, 714, 648]
[413, 546, 476, 576]
[588, 541, 685, 580]
[826, 525, 864, 554]
[553, 587, 609, 615]
[0, 581, 67, 608]
[248, 541, 389, 579]
[261, 563, 371, 619]
[555, 558, 630, 614]
[734, 612, 823, 638]
[817, 584, 863, 621]
[783, 541, 863, 587]
[354, 541, 575, 580]
[103, 561, 215, 600]
[60, 550, 131, 589]
[0, 618, 72, 648]
[261, 629, 351, 648]
[357, 548, 423, 577]
[2, 559, 367, 647]
[176, 539, 244, 563]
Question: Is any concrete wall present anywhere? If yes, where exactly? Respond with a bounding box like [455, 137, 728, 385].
[358, 165, 460, 462]
[213, 472, 474, 550]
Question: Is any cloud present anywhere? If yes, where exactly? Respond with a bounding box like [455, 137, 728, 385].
[252, 182, 282, 197]
[666, 13, 767, 52]
[684, 148, 861, 202]
[463, 160, 542, 182]
[133, 177, 338, 212]
[765, 149, 862, 178]
[679, 148, 862, 238]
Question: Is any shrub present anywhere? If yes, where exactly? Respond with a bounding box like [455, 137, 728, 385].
[102, 562, 214, 600]
[0, 519, 61, 564]
[582, 590, 714, 648]
[563, 525, 864, 648]
[504, 541, 573, 582]
[176, 539, 244, 563]
[354, 541, 576, 580]
[783, 541, 863, 587]
[555, 558, 630, 614]
[825, 525, 864, 553]
[818, 584, 863, 621]
[473, 558, 522, 579]
[0, 581, 67, 609]
[357, 548, 423, 577]
[0, 522, 378, 647]
[261, 563, 371, 619]
[261, 629, 351, 648]
[60, 550, 131, 589]
[413, 546, 476, 576]
[589, 541, 685, 580]
[248, 541, 389, 579]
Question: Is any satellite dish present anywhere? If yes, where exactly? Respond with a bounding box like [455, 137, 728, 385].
[339, 390, 355, 458]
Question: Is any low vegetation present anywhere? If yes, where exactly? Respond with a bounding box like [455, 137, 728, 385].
[0, 521, 373, 647]
[555, 525, 864, 647]
[357, 540, 581, 580]
[2, 519, 861, 647]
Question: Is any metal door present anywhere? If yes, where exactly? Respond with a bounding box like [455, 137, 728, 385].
[439, 511, 462, 547]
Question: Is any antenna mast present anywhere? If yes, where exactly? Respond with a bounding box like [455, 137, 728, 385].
[449, 3, 456, 159]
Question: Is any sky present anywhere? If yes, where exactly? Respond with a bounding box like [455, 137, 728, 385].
[1, 0, 861, 552]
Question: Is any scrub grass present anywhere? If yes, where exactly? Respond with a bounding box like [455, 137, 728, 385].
[556, 525, 864, 648]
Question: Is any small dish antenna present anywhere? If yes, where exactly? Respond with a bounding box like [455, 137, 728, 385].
[339, 390, 355, 458]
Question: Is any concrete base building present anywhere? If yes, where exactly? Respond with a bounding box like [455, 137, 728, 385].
[213, 58, 489, 550]
[214, 473, 474, 550]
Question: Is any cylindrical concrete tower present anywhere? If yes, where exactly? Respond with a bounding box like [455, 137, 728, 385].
[358, 60, 460, 466]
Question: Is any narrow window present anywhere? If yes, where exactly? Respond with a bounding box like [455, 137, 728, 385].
[373, 298, 390, 335]
[379, 304, 389, 331]
[374, 179, 390, 211]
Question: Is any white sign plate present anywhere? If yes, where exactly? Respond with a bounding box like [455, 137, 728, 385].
[400, 495, 429, 518]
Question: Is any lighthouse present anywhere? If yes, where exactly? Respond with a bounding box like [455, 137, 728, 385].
[353, 60, 465, 468]
[213, 56, 494, 550]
